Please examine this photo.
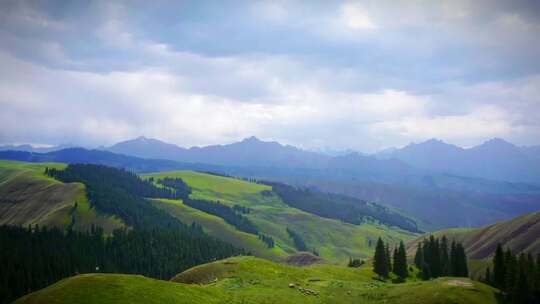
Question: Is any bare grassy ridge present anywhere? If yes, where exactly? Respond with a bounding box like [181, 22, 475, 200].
[407, 210, 540, 259]
[0, 160, 124, 233]
[406, 210, 540, 278]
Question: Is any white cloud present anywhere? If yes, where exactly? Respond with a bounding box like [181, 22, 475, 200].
[340, 2, 377, 30]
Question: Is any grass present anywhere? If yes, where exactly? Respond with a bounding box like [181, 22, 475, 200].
[0, 160, 124, 233]
[16, 256, 499, 304]
[144, 171, 418, 263]
[406, 210, 540, 260]
[152, 198, 288, 261]
[14, 273, 226, 304]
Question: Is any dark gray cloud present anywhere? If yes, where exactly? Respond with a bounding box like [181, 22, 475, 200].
[0, 0, 539, 151]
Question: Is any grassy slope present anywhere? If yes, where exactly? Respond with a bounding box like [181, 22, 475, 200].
[0, 160, 123, 233]
[406, 210, 540, 259]
[406, 210, 540, 278]
[16, 256, 499, 304]
[145, 171, 417, 263]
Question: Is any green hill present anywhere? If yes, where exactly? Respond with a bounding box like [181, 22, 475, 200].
[15, 256, 499, 304]
[0, 160, 123, 232]
[145, 171, 417, 263]
[407, 210, 540, 260]
[406, 210, 540, 278]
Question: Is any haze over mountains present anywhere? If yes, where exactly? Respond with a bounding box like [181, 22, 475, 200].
[106, 136, 540, 184]
[2, 136, 540, 230]
[377, 138, 540, 184]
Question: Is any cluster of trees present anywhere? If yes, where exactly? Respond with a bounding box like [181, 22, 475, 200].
[46, 165, 185, 229]
[266, 182, 420, 233]
[258, 234, 275, 248]
[286, 227, 308, 251]
[156, 177, 191, 200]
[232, 205, 251, 214]
[414, 235, 468, 279]
[482, 244, 540, 303]
[183, 199, 259, 235]
[0, 224, 240, 304]
[373, 238, 408, 280]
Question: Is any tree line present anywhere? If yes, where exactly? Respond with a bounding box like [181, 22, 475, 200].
[0, 164, 246, 303]
[286, 227, 308, 252]
[482, 244, 540, 303]
[265, 182, 421, 233]
[155, 177, 191, 200]
[183, 199, 259, 234]
[414, 235, 468, 279]
[0, 224, 240, 304]
[373, 238, 408, 281]
[151, 175, 275, 249]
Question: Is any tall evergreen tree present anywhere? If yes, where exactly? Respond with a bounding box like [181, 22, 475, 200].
[484, 267, 491, 285]
[440, 236, 449, 276]
[414, 242, 423, 269]
[493, 243, 506, 289]
[385, 243, 392, 274]
[504, 249, 517, 295]
[430, 236, 441, 277]
[373, 238, 389, 278]
[394, 241, 408, 280]
[512, 253, 529, 304]
[393, 247, 399, 276]
[455, 243, 468, 277]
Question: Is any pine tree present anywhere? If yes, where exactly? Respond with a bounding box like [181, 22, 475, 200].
[395, 241, 408, 280]
[373, 238, 389, 278]
[450, 240, 457, 276]
[456, 243, 468, 277]
[484, 267, 491, 285]
[504, 249, 517, 295]
[512, 253, 529, 304]
[385, 243, 392, 274]
[393, 247, 399, 276]
[414, 242, 423, 268]
[430, 236, 441, 277]
[440, 236, 449, 276]
[493, 243, 506, 289]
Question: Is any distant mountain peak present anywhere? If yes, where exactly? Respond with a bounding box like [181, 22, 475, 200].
[482, 137, 514, 147]
[241, 136, 262, 143]
[473, 138, 517, 152]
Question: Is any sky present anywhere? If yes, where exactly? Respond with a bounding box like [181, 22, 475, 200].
[1, 0, 539, 152]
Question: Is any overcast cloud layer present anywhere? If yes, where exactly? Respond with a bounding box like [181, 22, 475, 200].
[1, 0, 539, 152]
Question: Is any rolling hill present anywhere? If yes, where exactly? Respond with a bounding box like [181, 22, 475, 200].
[3, 145, 540, 231]
[407, 210, 540, 260]
[144, 170, 417, 263]
[15, 256, 499, 304]
[0, 160, 123, 232]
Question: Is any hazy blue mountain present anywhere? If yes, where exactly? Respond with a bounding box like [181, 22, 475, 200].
[523, 145, 540, 159]
[377, 138, 540, 184]
[108, 136, 187, 161]
[0, 148, 220, 173]
[2, 147, 539, 230]
[108, 136, 328, 168]
[0, 144, 74, 153]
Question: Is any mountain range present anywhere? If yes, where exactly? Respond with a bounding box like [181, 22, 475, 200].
[2, 136, 540, 229]
[377, 138, 540, 184]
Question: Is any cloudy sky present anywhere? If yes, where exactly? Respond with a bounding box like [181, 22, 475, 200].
[1, 0, 539, 152]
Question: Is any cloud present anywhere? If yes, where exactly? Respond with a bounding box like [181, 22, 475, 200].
[0, 0, 539, 151]
[339, 2, 377, 30]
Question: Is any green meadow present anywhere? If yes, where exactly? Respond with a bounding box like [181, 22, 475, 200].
[16, 256, 499, 304]
[145, 171, 417, 263]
